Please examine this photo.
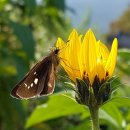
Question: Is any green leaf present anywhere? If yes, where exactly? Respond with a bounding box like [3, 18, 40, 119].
[68, 121, 91, 130]
[118, 49, 130, 61]
[117, 49, 130, 75]
[0, 65, 16, 76]
[0, 0, 7, 10]
[101, 105, 123, 128]
[14, 55, 29, 80]
[100, 97, 130, 128]
[26, 94, 90, 128]
[103, 97, 130, 107]
[0, 84, 25, 130]
[10, 21, 35, 59]
[99, 109, 121, 129]
[24, 0, 36, 16]
[26, 95, 130, 129]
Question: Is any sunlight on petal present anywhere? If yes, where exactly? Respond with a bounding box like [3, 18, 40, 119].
[105, 38, 118, 77]
[81, 29, 97, 84]
[57, 29, 118, 85]
[68, 29, 81, 80]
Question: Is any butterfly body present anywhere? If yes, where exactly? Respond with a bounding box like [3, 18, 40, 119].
[11, 48, 60, 99]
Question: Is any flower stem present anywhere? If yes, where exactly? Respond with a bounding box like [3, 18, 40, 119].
[89, 105, 100, 130]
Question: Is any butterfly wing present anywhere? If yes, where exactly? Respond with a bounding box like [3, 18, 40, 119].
[11, 75, 28, 99]
[11, 56, 54, 99]
[40, 63, 56, 95]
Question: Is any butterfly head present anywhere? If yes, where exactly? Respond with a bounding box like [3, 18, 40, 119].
[50, 47, 60, 55]
[54, 48, 60, 55]
[50, 47, 60, 66]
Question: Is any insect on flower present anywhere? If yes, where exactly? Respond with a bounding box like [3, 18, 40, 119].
[11, 47, 61, 99]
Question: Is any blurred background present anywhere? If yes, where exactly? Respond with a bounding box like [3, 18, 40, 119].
[1, 0, 130, 130]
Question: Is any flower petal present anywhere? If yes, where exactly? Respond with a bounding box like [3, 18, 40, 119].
[105, 38, 118, 77]
[56, 30, 81, 81]
[56, 38, 74, 79]
[80, 29, 98, 84]
[56, 38, 67, 62]
[67, 29, 81, 80]
[99, 41, 109, 61]
[56, 38, 66, 49]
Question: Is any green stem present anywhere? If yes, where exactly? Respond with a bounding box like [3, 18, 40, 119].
[89, 105, 100, 130]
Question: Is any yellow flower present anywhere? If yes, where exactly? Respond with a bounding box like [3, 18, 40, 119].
[56, 29, 118, 86]
[56, 29, 81, 81]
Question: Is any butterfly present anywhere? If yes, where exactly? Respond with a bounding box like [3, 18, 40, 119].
[11, 48, 60, 99]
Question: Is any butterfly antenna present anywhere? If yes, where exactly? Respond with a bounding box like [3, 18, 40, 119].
[59, 57, 80, 71]
[57, 40, 70, 55]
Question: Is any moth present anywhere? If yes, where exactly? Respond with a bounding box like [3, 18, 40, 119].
[11, 48, 60, 99]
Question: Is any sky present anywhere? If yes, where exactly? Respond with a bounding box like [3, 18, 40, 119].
[66, 0, 130, 33]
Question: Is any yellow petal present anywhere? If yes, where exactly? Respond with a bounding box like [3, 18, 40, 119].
[56, 38, 66, 49]
[95, 41, 109, 80]
[80, 29, 98, 84]
[105, 38, 118, 77]
[57, 30, 81, 81]
[96, 62, 106, 81]
[68, 29, 77, 39]
[56, 38, 67, 61]
[56, 38, 74, 80]
[99, 41, 109, 63]
[67, 29, 81, 80]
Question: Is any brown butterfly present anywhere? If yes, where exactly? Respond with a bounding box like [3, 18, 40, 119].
[11, 48, 60, 99]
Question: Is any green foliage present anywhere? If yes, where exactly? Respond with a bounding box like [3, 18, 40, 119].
[117, 49, 130, 76]
[0, 0, 71, 130]
[26, 94, 89, 128]
[10, 21, 35, 59]
[1, 0, 130, 130]
[0, 0, 7, 10]
[26, 94, 130, 130]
